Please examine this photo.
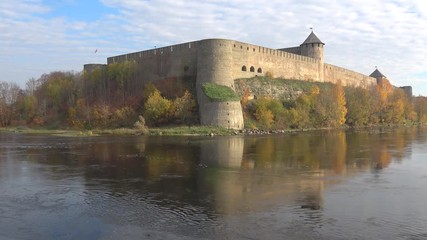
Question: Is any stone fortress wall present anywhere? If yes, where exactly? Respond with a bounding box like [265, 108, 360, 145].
[106, 36, 377, 90]
[88, 32, 381, 129]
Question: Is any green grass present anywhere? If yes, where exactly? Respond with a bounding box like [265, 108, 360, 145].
[0, 127, 98, 137]
[1, 125, 234, 137]
[202, 83, 240, 102]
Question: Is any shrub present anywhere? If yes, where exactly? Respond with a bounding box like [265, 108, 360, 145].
[91, 104, 111, 129]
[134, 115, 149, 134]
[144, 90, 172, 126]
[111, 107, 137, 128]
[250, 96, 286, 129]
[171, 90, 197, 124]
[255, 108, 274, 129]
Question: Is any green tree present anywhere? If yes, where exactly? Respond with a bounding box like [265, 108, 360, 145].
[251, 96, 286, 130]
[144, 90, 172, 126]
[414, 97, 427, 123]
[171, 90, 197, 125]
[345, 87, 375, 126]
[107, 61, 138, 105]
[312, 83, 347, 127]
[111, 107, 137, 128]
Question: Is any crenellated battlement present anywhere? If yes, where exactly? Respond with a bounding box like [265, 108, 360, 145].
[107, 41, 201, 64]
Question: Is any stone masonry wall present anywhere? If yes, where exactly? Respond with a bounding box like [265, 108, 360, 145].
[324, 63, 376, 88]
[105, 38, 377, 129]
[108, 41, 199, 84]
[230, 40, 322, 83]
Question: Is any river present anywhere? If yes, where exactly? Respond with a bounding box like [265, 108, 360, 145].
[0, 127, 426, 240]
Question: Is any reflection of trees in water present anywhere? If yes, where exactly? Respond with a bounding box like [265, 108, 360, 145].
[346, 127, 419, 171]
[243, 131, 348, 173]
[12, 126, 425, 217]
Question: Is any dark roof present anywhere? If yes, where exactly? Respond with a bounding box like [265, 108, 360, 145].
[302, 31, 324, 45]
[369, 69, 386, 78]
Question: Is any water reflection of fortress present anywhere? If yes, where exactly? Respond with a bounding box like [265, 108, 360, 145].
[79, 128, 416, 214]
[197, 130, 411, 214]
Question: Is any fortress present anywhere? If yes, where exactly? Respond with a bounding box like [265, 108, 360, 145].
[85, 31, 400, 130]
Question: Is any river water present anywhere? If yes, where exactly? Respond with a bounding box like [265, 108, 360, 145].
[0, 127, 426, 240]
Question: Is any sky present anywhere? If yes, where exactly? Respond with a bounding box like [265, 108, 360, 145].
[1, 0, 426, 96]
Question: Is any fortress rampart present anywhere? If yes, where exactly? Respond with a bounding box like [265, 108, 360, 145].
[324, 63, 376, 88]
[88, 32, 382, 129]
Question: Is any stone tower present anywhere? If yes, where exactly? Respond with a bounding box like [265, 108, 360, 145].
[300, 31, 325, 81]
[300, 31, 324, 60]
[369, 68, 386, 84]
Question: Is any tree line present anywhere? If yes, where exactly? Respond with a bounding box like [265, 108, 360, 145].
[243, 78, 427, 130]
[0, 61, 426, 130]
[0, 61, 197, 129]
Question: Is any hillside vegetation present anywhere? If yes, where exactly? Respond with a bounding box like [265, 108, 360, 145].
[236, 76, 427, 130]
[0, 62, 427, 132]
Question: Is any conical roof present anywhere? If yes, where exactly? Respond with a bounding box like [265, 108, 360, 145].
[302, 31, 324, 45]
[369, 68, 386, 78]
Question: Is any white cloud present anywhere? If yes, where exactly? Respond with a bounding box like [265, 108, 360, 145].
[0, 0, 426, 96]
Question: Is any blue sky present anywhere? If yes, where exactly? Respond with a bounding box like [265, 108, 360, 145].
[1, 0, 426, 96]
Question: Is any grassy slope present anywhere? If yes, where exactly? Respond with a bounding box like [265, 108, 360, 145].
[202, 83, 240, 102]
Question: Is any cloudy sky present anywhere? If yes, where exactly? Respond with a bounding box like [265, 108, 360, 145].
[1, 0, 426, 95]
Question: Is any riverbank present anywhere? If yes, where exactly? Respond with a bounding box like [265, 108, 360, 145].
[0, 126, 233, 137]
[1, 123, 424, 137]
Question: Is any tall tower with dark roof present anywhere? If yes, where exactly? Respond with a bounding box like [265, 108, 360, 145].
[300, 31, 325, 61]
[369, 68, 386, 84]
[300, 30, 325, 82]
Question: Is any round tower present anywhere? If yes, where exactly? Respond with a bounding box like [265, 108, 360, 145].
[300, 30, 325, 82]
[196, 39, 244, 130]
[300, 30, 325, 60]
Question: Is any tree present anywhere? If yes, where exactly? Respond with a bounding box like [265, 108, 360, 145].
[413, 97, 427, 123]
[144, 90, 172, 126]
[250, 96, 286, 129]
[384, 88, 414, 123]
[345, 87, 375, 126]
[376, 78, 394, 123]
[171, 90, 197, 125]
[334, 82, 347, 125]
[107, 61, 138, 105]
[313, 82, 347, 127]
[0, 81, 22, 126]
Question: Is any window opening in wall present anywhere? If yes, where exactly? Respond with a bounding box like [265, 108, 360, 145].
[253, 48, 255, 52]
[247, 47, 249, 50]
[312, 43, 314, 47]
[250, 66, 255, 72]
[189, 43, 191, 48]
[234, 44, 236, 47]
[257, 68, 262, 73]
[242, 65, 247, 71]
[240, 46, 243, 49]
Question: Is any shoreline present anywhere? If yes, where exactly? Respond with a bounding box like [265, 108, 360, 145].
[1, 123, 424, 137]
